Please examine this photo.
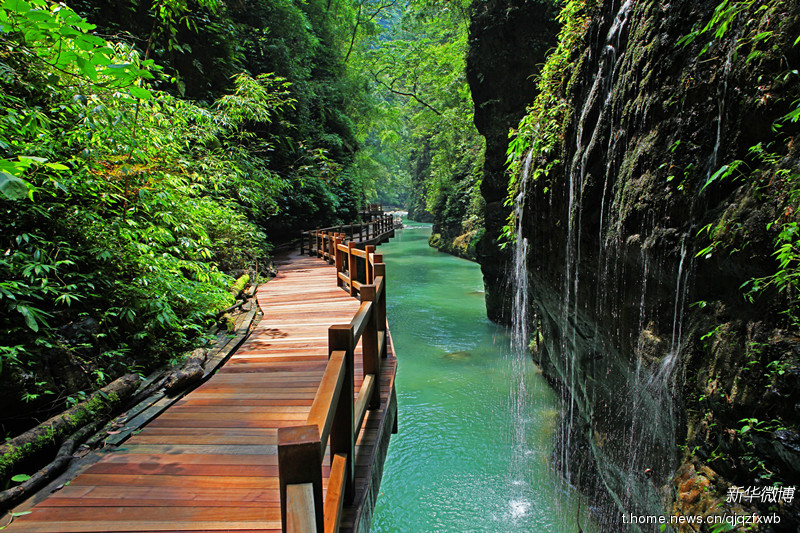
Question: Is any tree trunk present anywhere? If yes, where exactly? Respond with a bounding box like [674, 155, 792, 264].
[0, 374, 140, 484]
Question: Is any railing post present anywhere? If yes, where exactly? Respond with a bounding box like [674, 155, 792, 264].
[347, 241, 356, 297]
[300, 232, 305, 255]
[360, 286, 381, 409]
[278, 425, 323, 533]
[334, 235, 343, 287]
[365, 245, 375, 284]
[328, 325, 355, 503]
[316, 228, 322, 258]
[328, 232, 335, 264]
[374, 261, 387, 358]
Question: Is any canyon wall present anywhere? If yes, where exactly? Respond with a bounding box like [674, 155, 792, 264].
[470, 0, 800, 530]
[465, 0, 559, 284]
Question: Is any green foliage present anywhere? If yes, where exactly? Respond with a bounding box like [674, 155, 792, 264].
[0, 0, 301, 416]
[676, 0, 779, 64]
[351, 0, 484, 238]
[502, 0, 590, 245]
[709, 523, 735, 533]
[673, 0, 800, 324]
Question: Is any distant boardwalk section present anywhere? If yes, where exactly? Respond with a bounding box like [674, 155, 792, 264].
[7, 247, 398, 533]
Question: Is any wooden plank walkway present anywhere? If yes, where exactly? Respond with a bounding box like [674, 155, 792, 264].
[7, 252, 397, 533]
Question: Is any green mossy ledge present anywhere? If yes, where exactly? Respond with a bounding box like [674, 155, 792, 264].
[230, 274, 250, 299]
[0, 374, 140, 487]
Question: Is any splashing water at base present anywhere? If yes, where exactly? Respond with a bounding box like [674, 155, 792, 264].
[371, 221, 598, 532]
[509, 498, 531, 519]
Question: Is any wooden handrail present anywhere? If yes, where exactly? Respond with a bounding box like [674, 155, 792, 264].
[306, 350, 346, 452]
[353, 373, 375, 435]
[278, 425, 324, 532]
[350, 301, 372, 341]
[323, 454, 347, 533]
[300, 214, 394, 257]
[281, 221, 392, 533]
[287, 484, 317, 533]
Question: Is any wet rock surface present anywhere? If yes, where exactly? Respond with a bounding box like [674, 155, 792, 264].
[466, 0, 559, 320]
[470, 0, 800, 529]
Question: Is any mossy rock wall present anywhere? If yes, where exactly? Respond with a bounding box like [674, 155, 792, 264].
[466, 0, 560, 320]
[477, 0, 800, 529]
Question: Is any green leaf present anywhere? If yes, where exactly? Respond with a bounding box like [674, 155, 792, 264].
[128, 85, 152, 100]
[24, 10, 54, 22]
[17, 155, 47, 163]
[2, 0, 32, 13]
[10, 474, 31, 482]
[17, 306, 39, 332]
[75, 56, 97, 82]
[752, 31, 772, 43]
[44, 162, 69, 171]
[0, 172, 30, 200]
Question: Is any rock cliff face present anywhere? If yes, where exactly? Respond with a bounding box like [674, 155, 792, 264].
[466, 0, 559, 318]
[470, 0, 800, 530]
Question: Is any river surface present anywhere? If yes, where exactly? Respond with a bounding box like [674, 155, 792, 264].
[371, 221, 598, 532]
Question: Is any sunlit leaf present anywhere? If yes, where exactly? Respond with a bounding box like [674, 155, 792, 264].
[128, 85, 152, 100]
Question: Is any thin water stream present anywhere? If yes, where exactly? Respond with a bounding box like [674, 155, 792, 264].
[371, 221, 598, 532]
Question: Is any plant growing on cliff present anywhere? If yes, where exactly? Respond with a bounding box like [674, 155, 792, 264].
[683, 0, 800, 324]
[500, 0, 590, 245]
[677, 0, 783, 64]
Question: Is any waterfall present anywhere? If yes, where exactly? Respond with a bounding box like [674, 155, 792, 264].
[559, 0, 633, 487]
[507, 150, 534, 520]
[659, 240, 689, 382]
[511, 150, 533, 358]
[708, 42, 736, 179]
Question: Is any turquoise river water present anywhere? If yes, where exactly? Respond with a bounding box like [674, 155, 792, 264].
[370, 221, 598, 532]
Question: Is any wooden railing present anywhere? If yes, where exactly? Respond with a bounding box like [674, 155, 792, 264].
[278, 245, 388, 533]
[360, 203, 383, 218]
[300, 214, 395, 257]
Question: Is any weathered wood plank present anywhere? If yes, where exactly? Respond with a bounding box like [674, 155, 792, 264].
[286, 484, 317, 533]
[323, 454, 347, 533]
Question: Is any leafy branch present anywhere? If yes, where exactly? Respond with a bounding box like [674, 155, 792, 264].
[369, 68, 443, 115]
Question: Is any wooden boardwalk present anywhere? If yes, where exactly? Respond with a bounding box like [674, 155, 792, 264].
[8, 252, 397, 533]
